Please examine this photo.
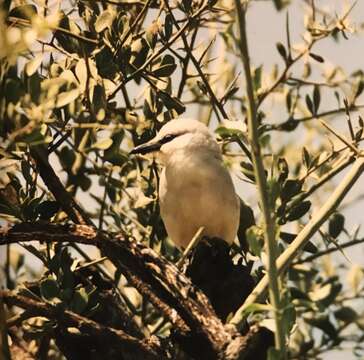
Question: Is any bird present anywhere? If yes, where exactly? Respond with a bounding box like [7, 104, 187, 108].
[130, 118, 241, 249]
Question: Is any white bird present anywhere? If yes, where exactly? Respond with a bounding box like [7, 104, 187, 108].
[130, 118, 240, 249]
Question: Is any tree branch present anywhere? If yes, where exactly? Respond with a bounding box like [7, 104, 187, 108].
[1, 290, 166, 360]
[234, 0, 285, 354]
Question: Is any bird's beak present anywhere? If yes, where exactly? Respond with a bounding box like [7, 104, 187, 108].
[129, 140, 161, 155]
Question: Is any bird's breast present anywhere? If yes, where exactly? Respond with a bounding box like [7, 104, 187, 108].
[158, 155, 240, 248]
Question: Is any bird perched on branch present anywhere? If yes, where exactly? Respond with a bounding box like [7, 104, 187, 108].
[130, 118, 242, 249]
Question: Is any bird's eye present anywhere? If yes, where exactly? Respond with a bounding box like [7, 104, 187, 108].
[160, 134, 177, 144]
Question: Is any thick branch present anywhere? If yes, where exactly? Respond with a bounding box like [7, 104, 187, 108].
[0, 222, 273, 359]
[1, 290, 165, 360]
[0, 223, 232, 359]
[30, 147, 91, 225]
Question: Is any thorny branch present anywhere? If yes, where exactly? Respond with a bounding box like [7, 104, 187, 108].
[0, 222, 272, 360]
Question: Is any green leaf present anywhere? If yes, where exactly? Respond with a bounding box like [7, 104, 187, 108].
[21, 160, 32, 185]
[302, 147, 311, 169]
[104, 131, 126, 165]
[313, 85, 321, 113]
[130, 38, 150, 69]
[280, 179, 303, 202]
[286, 201, 311, 221]
[55, 16, 81, 54]
[311, 281, 342, 307]
[56, 88, 80, 108]
[305, 94, 314, 115]
[240, 161, 255, 182]
[152, 55, 176, 77]
[25, 54, 43, 77]
[9, 5, 37, 20]
[309, 283, 332, 302]
[70, 287, 89, 314]
[276, 42, 287, 62]
[305, 315, 338, 340]
[93, 138, 113, 150]
[252, 65, 263, 93]
[309, 52, 325, 63]
[181, 0, 192, 13]
[158, 92, 185, 113]
[216, 120, 246, 138]
[95, 10, 113, 32]
[282, 304, 296, 337]
[277, 157, 288, 183]
[280, 232, 317, 253]
[91, 84, 107, 121]
[334, 307, 357, 323]
[272, 0, 289, 10]
[355, 80, 364, 98]
[40, 276, 60, 301]
[289, 286, 309, 300]
[246, 226, 263, 256]
[164, 13, 173, 40]
[328, 213, 345, 238]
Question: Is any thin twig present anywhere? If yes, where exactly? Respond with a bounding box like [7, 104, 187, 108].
[176, 226, 205, 269]
[294, 235, 364, 265]
[8, 16, 98, 45]
[320, 120, 361, 155]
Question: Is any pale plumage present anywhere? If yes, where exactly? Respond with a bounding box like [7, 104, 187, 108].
[130, 118, 240, 248]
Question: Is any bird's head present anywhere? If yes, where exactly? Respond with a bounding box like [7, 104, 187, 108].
[130, 118, 220, 163]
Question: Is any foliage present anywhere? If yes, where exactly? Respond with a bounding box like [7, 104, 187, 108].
[1, 0, 364, 359]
